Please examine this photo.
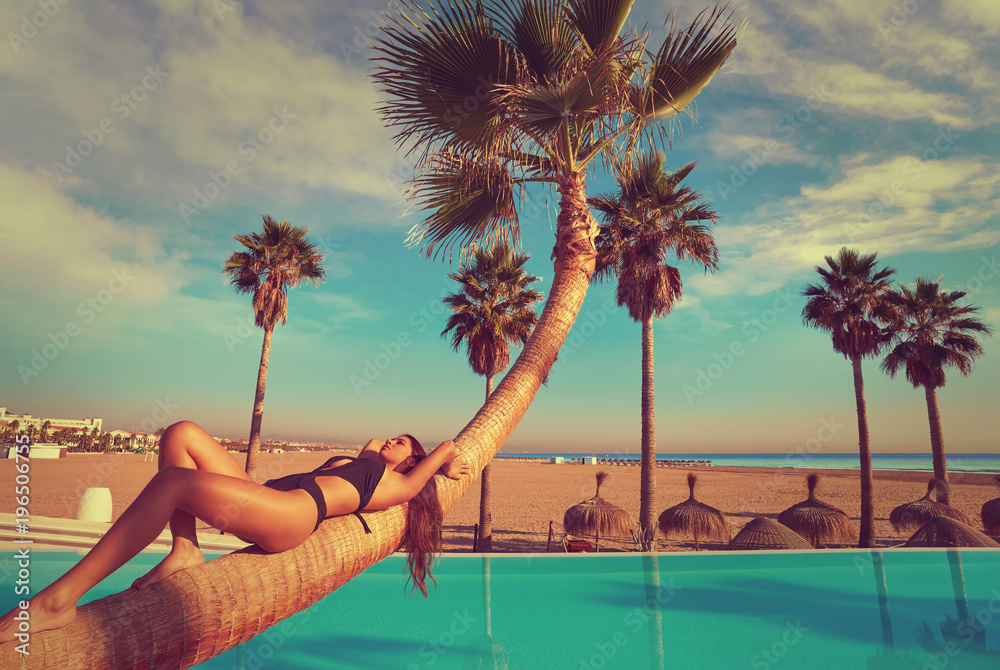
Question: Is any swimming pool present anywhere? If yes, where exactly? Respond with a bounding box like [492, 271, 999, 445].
[3, 549, 998, 668]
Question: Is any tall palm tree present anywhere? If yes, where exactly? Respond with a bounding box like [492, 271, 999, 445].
[588, 152, 718, 547]
[370, 0, 740, 466]
[223, 215, 326, 480]
[881, 277, 992, 505]
[9, 3, 740, 665]
[40, 420, 51, 442]
[442, 243, 542, 552]
[801, 248, 896, 548]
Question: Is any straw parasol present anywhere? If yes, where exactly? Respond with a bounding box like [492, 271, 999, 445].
[657, 473, 731, 550]
[728, 517, 813, 551]
[777, 473, 857, 548]
[903, 516, 1000, 548]
[889, 478, 971, 532]
[563, 471, 633, 551]
[981, 475, 1000, 535]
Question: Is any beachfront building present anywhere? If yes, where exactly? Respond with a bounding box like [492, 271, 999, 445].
[106, 429, 155, 450]
[0, 407, 102, 435]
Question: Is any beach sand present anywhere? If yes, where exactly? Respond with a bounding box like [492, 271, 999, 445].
[3, 452, 997, 552]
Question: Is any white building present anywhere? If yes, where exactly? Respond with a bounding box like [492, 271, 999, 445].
[0, 407, 103, 434]
[106, 430, 153, 449]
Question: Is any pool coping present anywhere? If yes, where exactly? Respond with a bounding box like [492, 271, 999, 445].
[0, 513, 250, 552]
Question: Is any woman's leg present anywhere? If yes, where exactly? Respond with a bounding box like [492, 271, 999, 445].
[0, 466, 315, 642]
[134, 420, 252, 589]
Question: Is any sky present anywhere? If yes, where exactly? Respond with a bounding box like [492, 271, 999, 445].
[1, 0, 998, 455]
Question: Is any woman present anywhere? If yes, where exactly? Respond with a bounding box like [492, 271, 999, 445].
[0, 420, 468, 641]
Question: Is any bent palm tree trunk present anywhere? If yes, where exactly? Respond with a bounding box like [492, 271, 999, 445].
[851, 354, 875, 548]
[4, 174, 598, 669]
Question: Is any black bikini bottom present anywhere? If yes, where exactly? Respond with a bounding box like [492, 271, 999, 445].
[262, 472, 371, 533]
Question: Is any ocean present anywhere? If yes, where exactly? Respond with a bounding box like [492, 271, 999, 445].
[495, 452, 1000, 473]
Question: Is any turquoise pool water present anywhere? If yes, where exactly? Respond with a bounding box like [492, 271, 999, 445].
[3, 549, 999, 668]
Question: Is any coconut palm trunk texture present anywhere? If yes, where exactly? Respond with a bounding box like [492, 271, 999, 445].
[924, 385, 950, 505]
[851, 354, 875, 548]
[639, 316, 656, 543]
[245, 327, 273, 481]
[1, 176, 597, 669]
[478, 375, 495, 552]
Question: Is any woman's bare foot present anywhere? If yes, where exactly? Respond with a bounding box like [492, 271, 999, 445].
[0, 587, 77, 643]
[132, 543, 204, 590]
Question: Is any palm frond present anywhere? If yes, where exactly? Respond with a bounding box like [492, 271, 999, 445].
[223, 215, 326, 330]
[587, 152, 716, 322]
[565, 0, 634, 56]
[880, 276, 992, 389]
[372, 0, 521, 156]
[407, 153, 521, 261]
[636, 4, 742, 122]
[441, 241, 542, 378]
[801, 247, 897, 361]
[485, 0, 578, 80]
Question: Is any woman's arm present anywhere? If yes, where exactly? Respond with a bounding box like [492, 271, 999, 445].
[399, 440, 466, 499]
[358, 439, 383, 456]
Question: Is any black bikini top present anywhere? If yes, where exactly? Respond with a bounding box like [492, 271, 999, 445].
[314, 456, 386, 513]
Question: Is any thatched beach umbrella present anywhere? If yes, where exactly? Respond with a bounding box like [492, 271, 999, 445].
[982, 475, 1000, 535]
[778, 473, 857, 548]
[903, 516, 1000, 548]
[728, 517, 813, 551]
[657, 473, 731, 550]
[563, 471, 633, 551]
[889, 478, 971, 533]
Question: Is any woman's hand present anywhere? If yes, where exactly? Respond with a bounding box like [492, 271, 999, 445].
[441, 457, 470, 480]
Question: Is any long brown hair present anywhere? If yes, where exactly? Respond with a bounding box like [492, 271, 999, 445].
[400, 434, 443, 597]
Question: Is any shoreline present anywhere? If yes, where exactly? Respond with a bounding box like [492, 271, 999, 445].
[2, 452, 996, 553]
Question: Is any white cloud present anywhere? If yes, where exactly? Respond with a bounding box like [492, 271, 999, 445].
[1, 0, 408, 215]
[658, 0, 992, 130]
[697, 153, 1000, 297]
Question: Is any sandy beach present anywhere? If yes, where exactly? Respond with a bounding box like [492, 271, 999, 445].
[2, 451, 997, 552]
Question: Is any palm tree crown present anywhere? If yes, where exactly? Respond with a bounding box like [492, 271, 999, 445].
[589, 153, 719, 318]
[801, 248, 897, 360]
[223, 215, 326, 329]
[881, 277, 992, 388]
[442, 243, 543, 379]
[372, 0, 742, 258]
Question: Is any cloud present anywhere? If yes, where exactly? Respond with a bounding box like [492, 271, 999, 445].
[695, 108, 822, 168]
[696, 152, 1000, 297]
[311, 294, 381, 327]
[1, 0, 408, 218]
[657, 0, 991, 131]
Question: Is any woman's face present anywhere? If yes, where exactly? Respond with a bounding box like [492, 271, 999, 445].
[378, 436, 414, 467]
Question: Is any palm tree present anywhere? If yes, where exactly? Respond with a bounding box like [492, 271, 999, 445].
[223, 215, 326, 480]
[588, 152, 718, 547]
[801, 248, 896, 548]
[13, 3, 740, 664]
[881, 277, 992, 505]
[370, 0, 740, 469]
[40, 420, 51, 442]
[441, 243, 542, 551]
